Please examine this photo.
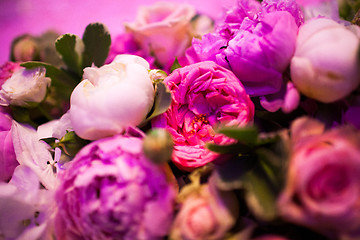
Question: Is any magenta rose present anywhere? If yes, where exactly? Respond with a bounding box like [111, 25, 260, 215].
[54, 135, 176, 240]
[278, 117, 360, 238]
[152, 61, 254, 171]
[0, 107, 18, 182]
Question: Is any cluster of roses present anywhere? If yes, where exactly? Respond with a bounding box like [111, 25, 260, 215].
[0, 0, 360, 239]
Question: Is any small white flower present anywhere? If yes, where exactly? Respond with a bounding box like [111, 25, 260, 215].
[0, 67, 51, 107]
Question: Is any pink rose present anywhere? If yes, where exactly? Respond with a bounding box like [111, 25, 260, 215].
[0, 108, 18, 182]
[125, 2, 196, 67]
[170, 184, 238, 240]
[278, 117, 360, 238]
[152, 61, 254, 171]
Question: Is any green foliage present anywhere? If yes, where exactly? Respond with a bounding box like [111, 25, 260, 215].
[82, 23, 111, 68]
[170, 57, 182, 73]
[55, 34, 84, 76]
[42, 131, 89, 157]
[141, 81, 172, 125]
[209, 125, 290, 221]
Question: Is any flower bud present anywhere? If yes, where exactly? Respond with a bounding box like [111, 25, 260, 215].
[291, 18, 360, 103]
[12, 36, 39, 62]
[143, 128, 174, 164]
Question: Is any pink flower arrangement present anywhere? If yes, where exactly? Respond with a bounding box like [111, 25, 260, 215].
[0, 0, 360, 239]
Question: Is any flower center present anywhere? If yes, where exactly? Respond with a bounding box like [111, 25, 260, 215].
[307, 164, 351, 202]
[189, 114, 210, 134]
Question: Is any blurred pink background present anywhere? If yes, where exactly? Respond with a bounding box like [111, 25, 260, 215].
[0, 0, 237, 64]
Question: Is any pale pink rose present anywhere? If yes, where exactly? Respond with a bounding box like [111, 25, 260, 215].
[278, 117, 360, 238]
[291, 18, 360, 103]
[170, 184, 238, 240]
[125, 2, 196, 67]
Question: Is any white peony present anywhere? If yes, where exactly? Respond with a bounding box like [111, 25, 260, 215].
[69, 54, 155, 140]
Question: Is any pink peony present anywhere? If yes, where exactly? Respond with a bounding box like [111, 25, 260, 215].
[278, 117, 360, 238]
[152, 61, 254, 171]
[54, 134, 175, 240]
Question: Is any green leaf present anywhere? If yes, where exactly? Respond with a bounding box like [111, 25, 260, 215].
[82, 23, 111, 68]
[10, 106, 36, 127]
[142, 82, 172, 124]
[212, 155, 256, 191]
[170, 57, 182, 73]
[218, 126, 259, 146]
[55, 34, 84, 76]
[21, 61, 78, 99]
[206, 142, 253, 154]
[243, 168, 278, 221]
[59, 131, 89, 156]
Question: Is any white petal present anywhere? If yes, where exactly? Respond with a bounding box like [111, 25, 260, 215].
[11, 121, 58, 190]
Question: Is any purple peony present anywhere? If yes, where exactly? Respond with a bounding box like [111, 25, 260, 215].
[0, 107, 18, 182]
[219, 11, 298, 96]
[186, 0, 300, 97]
[54, 135, 176, 240]
[217, 0, 261, 39]
[260, 0, 304, 26]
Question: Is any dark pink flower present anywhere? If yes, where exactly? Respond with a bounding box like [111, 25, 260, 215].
[152, 61, 254, 171]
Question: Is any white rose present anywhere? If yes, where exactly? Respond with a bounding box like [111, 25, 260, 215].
[0, 67, 51, 107]
[69, 54, 155, 140]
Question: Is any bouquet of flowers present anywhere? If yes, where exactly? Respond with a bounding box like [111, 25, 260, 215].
[1, 0, 360, 239]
